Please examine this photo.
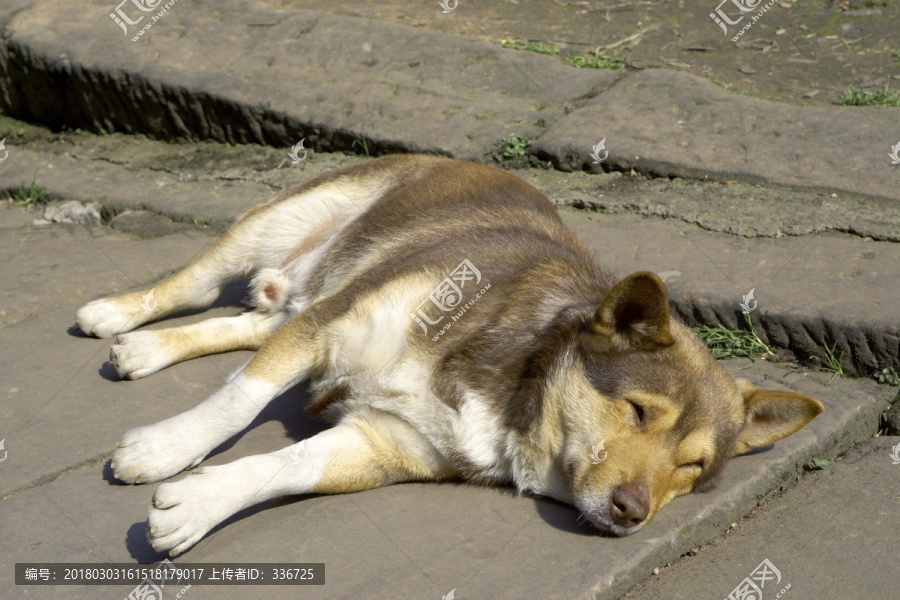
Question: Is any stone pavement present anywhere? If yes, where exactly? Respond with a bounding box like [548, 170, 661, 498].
[0, 0, 898, 598]
[0, 187, 896, 599]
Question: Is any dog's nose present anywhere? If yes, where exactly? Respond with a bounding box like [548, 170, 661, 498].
[610, 484, 649, 528]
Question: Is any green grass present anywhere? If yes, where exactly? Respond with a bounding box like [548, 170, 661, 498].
[804, 457, 832, 471]
[693, 313, 774, 361]
[11, 175, 47, 208]
[496, 133, 533, 161]
[811, 341, 845, 384]
[562, 50, 623, 70]
[351, 138, 370, 157]
[490, 37, 560, 56]
[873, 367, 900, 386]
[839, 84, 900, 106]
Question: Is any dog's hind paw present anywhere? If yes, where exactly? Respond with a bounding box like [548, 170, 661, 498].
[110, 332, 172, 380]
[111, 422, 207, 484]
[76, 298, 139, 338]
[147, 466, 244, 556]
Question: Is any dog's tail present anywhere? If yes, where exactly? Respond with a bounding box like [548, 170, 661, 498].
[250, 268, 291, 312]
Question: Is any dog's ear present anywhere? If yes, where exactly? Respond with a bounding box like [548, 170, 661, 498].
[733, 379, 824, 454]
[592, 271, 673, 351]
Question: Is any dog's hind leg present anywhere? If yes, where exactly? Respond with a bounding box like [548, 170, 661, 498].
[76, 161, 408, 339]
[146, 407, 451, 556]
[76, 223, 264, 339]
[109, 311, 288, 380]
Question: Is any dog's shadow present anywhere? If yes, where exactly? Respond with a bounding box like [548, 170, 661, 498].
[532, 495, 610, 537]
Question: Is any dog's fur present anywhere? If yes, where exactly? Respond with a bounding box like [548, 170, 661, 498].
[76, 155, 823, 556]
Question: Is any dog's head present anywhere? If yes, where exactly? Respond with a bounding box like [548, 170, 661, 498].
[550, 272, 823, 536]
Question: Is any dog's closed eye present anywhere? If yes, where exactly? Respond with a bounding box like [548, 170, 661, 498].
[626, 400, 645, 427]
[679, 459, 705, 471]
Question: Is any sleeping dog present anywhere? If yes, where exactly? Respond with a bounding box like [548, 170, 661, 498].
[76, 155, 823, 556]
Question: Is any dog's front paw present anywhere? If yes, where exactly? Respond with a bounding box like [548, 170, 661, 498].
[148, 467, 243, 556]
[111, 422, 206, 484]
[111, 332, 172, 380]
[76, 298, 138, 338]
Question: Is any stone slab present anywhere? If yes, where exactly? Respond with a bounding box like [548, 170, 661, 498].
[531, 69, 900, 203]
[0, 0, 618, 160]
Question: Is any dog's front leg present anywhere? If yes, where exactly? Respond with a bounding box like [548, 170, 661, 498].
[111, 311, 321, 484]
[147, 408, 451, 556]
[110, 371, 286, 484]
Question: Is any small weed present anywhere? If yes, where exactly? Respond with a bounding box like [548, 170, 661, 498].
[562, 50, 623, 70]
[712, 77, 730, 90]
[496, 133, 533, 161]
[490, 37, 560, 56]
[693, 313, 774, 361]
[6, 127, 26, 139]
[351, 138, 370, 157]
[873, 367, 900, 386]
[11, 175, 47, 208]
[839, 84, 900, 106]
[804, 458, 832, 471]
[810, 341, 845, 384]
[603, 10, 611, 22]
[892, 48, 900, 60]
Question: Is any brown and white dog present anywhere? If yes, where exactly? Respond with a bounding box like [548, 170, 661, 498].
[76, 155, 823, 556]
